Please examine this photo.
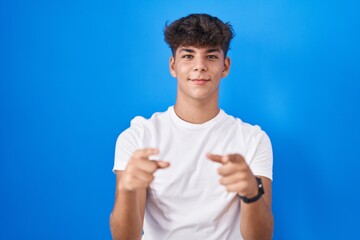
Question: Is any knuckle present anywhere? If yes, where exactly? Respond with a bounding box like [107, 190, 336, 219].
[126, 167, 136, 175]
[236, 172, 244, 179]
[124, 175, 134, 183]
[150, 163, 159, 173]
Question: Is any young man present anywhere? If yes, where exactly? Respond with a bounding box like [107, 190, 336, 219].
[110, 14, 274, 240]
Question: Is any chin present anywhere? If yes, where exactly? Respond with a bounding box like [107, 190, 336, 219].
[190, 93, 215, 101]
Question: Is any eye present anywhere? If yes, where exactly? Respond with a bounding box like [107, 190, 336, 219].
[207, 55, 218, 60]
[182, 54, 193, 59]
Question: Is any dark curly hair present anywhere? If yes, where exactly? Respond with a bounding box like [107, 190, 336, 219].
[164, 13, 234, 56]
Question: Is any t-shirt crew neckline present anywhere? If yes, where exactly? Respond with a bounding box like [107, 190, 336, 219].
[169, 106, 226, 130]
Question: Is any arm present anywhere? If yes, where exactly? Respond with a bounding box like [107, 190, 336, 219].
[207, 154, 273, 240]
[110, 171, 146, 240]
[110, 149, 170, 240]
[239, 176, 273, 240]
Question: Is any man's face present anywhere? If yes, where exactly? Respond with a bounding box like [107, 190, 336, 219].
[170, 46, 230, 102]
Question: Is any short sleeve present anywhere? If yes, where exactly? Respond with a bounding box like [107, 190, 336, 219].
[248, 131, 273, 180]
[113, 117, 145, 172]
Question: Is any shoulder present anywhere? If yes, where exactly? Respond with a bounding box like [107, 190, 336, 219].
[221, 112, 272, 154]
[130, 107, 171, 128]
[119, 107, 171, 138]
[223, 112, 267, 140]
[114, 107, 170, 154]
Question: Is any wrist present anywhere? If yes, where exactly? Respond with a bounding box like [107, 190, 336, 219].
[238, 177, 264, 204]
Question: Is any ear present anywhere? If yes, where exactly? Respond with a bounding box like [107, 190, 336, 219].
[169, 56, 177, 78]
[221, 57, 231, 78]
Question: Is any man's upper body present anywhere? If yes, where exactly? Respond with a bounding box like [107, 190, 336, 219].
[110, 14, 274, 240]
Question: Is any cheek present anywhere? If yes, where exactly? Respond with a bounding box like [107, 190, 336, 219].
[213, 67, 225, 77]
[177, 65, 190, 77]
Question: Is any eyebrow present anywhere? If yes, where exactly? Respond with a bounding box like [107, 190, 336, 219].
[179, 48, 221, 54]
[206, 48, 221, 53]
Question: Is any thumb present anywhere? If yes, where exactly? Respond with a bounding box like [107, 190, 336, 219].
[155, 160, 170, 169]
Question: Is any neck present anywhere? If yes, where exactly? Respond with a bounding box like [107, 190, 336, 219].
[174, 94, 220, 124]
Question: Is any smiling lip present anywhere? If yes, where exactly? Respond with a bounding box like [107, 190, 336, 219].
[190, 79, 210, 85]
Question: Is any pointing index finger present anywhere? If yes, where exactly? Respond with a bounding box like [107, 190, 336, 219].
[207, 153, 225, 164]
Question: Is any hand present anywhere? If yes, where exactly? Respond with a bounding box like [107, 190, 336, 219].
[120, 148, 170, 192]
[207, 153, 258, 198]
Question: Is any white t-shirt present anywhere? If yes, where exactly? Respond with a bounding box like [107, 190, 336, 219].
[113, 106, 273, 240]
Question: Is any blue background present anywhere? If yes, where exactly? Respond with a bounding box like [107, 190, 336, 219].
[1, 0, 360, 239]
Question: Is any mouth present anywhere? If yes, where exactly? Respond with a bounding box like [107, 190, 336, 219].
[189, 78, 210, 85]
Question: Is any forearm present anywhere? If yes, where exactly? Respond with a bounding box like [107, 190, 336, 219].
[110, 189, 144, 240]
[240, 197, 274, 240]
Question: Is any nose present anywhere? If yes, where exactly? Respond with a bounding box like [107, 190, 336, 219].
[193, 58, 207, 72]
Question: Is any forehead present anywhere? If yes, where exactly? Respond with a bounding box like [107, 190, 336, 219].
[176, 46, 223, 54]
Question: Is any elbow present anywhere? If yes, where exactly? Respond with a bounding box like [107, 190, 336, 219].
[109, 212, 122, 240]
[241, 214, 274, 240]
[109, 212, 143, 240]
[109, 213, 118, 240]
